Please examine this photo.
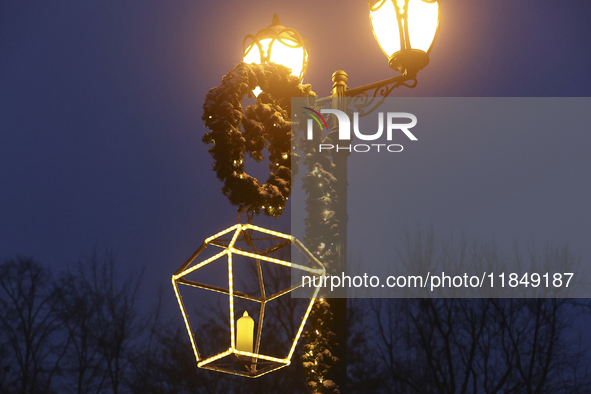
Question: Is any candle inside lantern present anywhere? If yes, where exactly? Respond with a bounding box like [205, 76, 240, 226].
[236, 311, 254, 353]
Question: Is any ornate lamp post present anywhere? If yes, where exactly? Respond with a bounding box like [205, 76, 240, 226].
[240, 1, 440, 390]
[187, 0, 440, 387]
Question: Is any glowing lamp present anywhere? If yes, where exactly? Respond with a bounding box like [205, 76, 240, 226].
[172, 223, 325, 378]
[369, 0, 440, 75]
[243, 14, 310, 80]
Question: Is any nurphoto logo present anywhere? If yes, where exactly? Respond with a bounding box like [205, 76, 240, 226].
[303, 107, 418, 153]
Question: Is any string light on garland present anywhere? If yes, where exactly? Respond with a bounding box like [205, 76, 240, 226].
[297, 116, 341, 393]
[302, 298, 340, 394]
[199, 46, 340, 386]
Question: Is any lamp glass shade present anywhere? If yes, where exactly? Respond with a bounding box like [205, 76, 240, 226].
[243, 41, 265, 65]
[407, 0, 439, 52]
[269, 38, 306, 80]
[243, 15, 309, 80]
[369, 0, 440, 74]
[369, 0, 401, 58]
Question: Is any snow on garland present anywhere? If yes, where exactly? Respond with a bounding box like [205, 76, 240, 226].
[302, 298, 340, 394]
[203, 62, 339, 389]
[202, 62, 316, 218]
[300, 116, 341, 394]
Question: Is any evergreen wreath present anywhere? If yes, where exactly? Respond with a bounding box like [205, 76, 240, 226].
[202, 62, 316, 218]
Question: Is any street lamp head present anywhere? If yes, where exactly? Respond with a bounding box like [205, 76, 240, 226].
[369, 0, 440, 76]
[243, 14, 310, 81]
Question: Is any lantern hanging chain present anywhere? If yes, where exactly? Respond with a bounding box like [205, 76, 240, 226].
[237, 204, 255, 225]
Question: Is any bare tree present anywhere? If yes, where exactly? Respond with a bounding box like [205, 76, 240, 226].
[350, 235, 591, 394]
[0, 257, 68, 394]
[44, 250, 145, 394]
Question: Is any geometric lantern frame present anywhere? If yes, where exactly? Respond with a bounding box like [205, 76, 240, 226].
[243, 14, 310, 81]
[172, 223, 325, 378]
[369, 0, 441, 75]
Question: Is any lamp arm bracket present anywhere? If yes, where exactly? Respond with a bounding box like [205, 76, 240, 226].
[345, 74, 417, 118]
[309, 74, 417, 118]
[344, 74, 415, 98]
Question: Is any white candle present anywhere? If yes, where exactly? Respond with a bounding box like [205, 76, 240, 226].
[236, 311, 254, 353]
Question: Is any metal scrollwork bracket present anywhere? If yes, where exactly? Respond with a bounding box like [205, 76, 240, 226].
[345, 74, 417, 118]
[313, 74, 417, 120]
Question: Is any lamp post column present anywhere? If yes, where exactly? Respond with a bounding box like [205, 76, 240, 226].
[330, 70, 349, 390]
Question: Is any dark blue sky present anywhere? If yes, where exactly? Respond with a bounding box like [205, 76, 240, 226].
[1, 0, 591, 298]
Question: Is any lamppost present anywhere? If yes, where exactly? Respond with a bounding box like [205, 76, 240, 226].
[242, 0, 440, 390]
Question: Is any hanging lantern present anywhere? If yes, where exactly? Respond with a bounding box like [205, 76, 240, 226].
[243, 14, 310, 81]
[172, 223, 325, 378]
[369, 0, 440, 75]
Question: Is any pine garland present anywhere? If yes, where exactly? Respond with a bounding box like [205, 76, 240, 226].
[299, 121, 341, 393]
[202, 62, 316, 217]
[202, 62, 340, 390]
[302, 299, 340, 394]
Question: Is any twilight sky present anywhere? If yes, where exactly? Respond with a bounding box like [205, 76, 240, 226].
[1, 1, 591, 301]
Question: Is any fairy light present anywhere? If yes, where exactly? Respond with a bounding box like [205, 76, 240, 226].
[292, 238, 326, 275]
[172, 277, 200, 361]
[230, 248, 322, 274]
[201, 362, 288, 379]
[242, 224, 293, 240]
[287, 286, 319, 360]
[173, 250, 228, 279]
[173, 223, 325, 378]
[233, 350, 288, 364]
[179, 279, 261, 302]
[228, 252, 236, 349]
[198, 348, 233, 367]
[204, 224, 241, 243]
[228, 226, 242, 248]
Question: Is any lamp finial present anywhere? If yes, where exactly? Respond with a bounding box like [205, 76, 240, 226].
[271, 14, 281, 26]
